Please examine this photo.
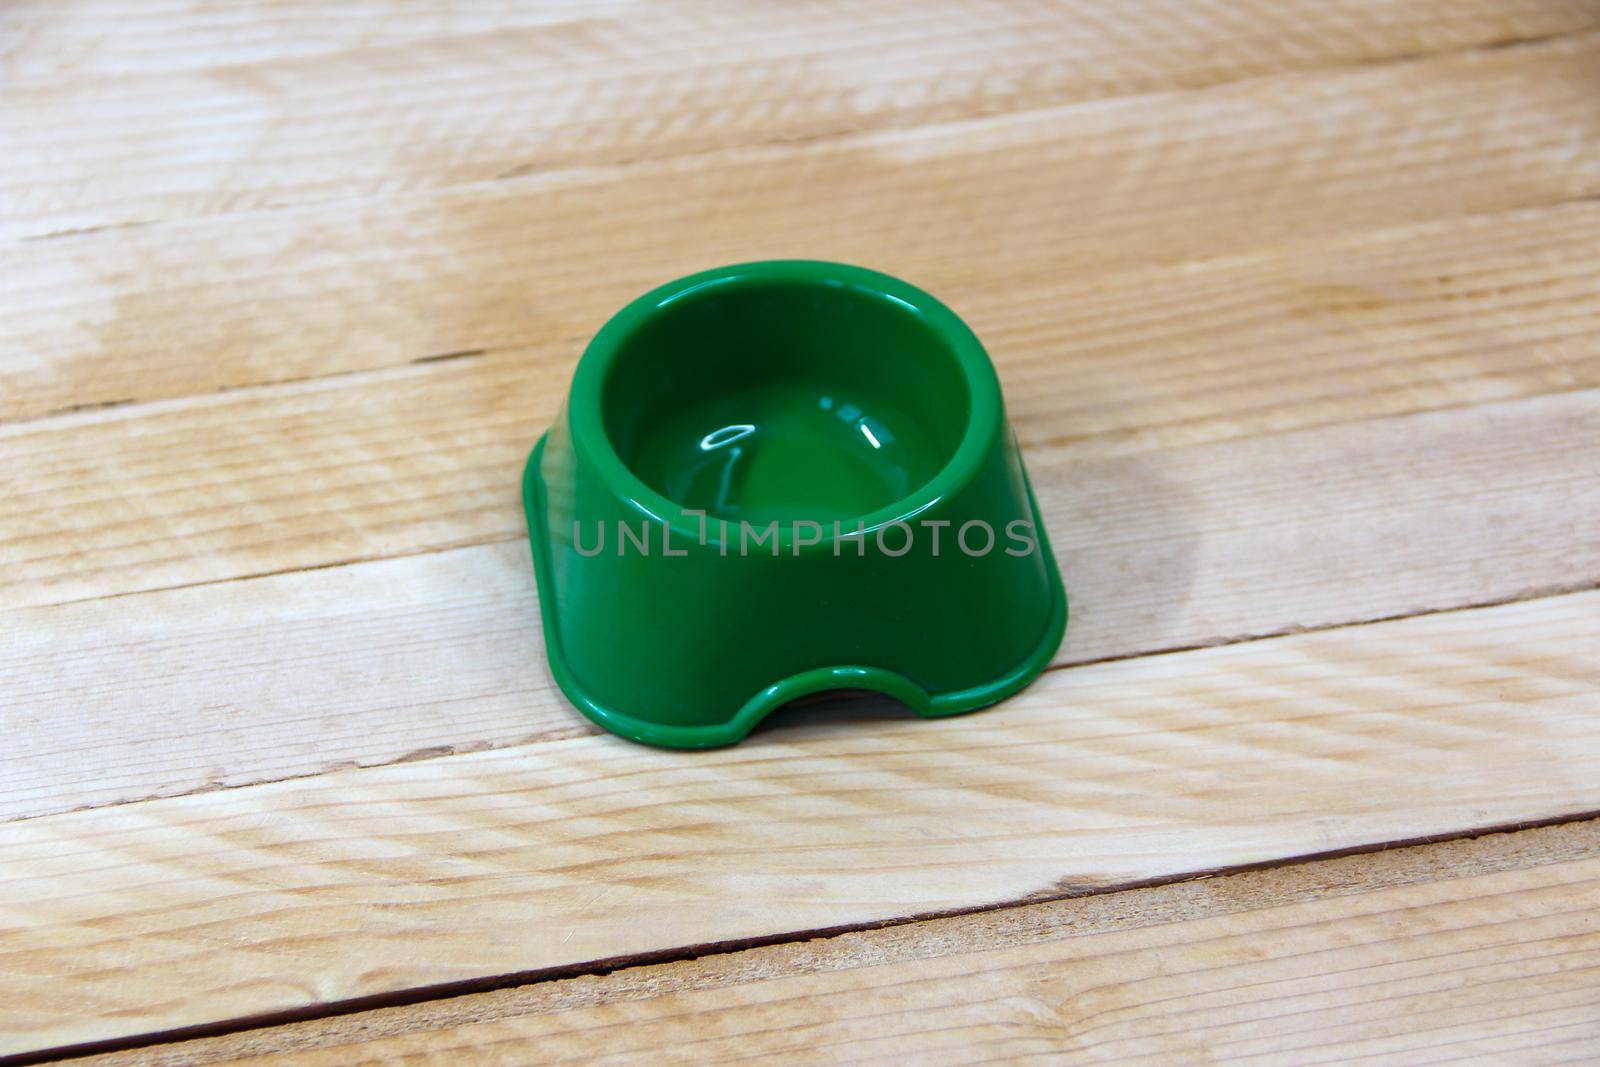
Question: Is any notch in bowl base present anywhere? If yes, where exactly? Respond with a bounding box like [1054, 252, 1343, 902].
[521, 435, 1068, 750]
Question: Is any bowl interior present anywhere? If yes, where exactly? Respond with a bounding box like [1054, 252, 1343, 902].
[601, 277, 971, 525]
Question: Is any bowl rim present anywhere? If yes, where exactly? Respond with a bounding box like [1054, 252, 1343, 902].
[567, 259, 1005, 551]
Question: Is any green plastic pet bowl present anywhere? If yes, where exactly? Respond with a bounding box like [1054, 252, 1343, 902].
[523, 260, 1066, 748]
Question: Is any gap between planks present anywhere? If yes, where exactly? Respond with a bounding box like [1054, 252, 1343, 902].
[36, 816, 1600, 1065]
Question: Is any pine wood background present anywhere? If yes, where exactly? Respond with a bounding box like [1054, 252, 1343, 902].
[3, 2, 1600, 1062]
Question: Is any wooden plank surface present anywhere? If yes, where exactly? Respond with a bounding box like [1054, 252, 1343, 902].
[3, 590, 1599, 1053]
[4, 387, 1597, 821]
[6, 199, 1600, 611]
[7, 3, 1600, 1062]
[75, 820, 1600, 1066]
[7, 1, 1596, 240]
[7, 32, 1600, 419]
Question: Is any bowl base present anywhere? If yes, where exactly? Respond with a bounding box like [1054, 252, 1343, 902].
[523, 434, 1068, 749]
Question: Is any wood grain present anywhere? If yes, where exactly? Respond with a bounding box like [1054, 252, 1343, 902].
[7, 5, 1600, 1062]
[6, 1, 1595, 239]
[5, 198, 1600, 610]
[77, 820, 1600, 1066]
[7, 33, 1600, 418]
[0, 2, 629, 79]
[3, 589, 1598, 1054]
[3, 387, 1598, 821]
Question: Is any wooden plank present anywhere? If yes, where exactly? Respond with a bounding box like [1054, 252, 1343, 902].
[0, 2, 628, 79]
[6, 2, 1595, 239]
[2, 589, 1599, 1054]
[7, 0, 1588, 82]
[7, 33, 1600, 418]
[3, 387, 1598, 821]
[5, 198, 1599, 610]
[75, 820, 1600, 1066]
